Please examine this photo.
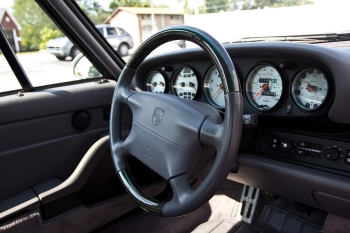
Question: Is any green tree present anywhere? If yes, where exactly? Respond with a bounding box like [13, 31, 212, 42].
[13, 0, 63, 51]
[75, 0, 110, 24]
[109, 0, 151, 12]
[39, 28, 63, 50]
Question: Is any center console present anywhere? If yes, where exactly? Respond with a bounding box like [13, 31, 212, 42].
[259, 130, 350, 175]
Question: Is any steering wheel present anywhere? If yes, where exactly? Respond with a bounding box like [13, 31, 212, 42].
[110, 25, 242, 217]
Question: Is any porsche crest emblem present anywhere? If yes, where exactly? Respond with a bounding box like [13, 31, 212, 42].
[152, 107, 165, 126]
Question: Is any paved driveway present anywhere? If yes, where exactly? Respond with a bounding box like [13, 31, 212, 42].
[0, 51, 76, 93]
[0, 42, 183, 93]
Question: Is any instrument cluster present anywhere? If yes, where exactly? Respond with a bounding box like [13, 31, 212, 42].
[144, 62, 332, 114]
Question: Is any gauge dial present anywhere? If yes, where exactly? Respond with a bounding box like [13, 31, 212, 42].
[172, 67, 198, 100]
[204, 66, 225, 108]
[146, 71, 166, 93]
[245, 65, 283, 111]
[291, 68, 328, 111]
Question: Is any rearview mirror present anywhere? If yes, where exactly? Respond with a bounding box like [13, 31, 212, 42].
[71, 53, 102, 79]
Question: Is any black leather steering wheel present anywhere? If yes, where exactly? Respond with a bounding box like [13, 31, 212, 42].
[110, 25, 243, 217]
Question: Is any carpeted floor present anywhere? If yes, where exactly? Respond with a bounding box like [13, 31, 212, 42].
[95, 178, 244, 233]
[321, 214, 350, 233]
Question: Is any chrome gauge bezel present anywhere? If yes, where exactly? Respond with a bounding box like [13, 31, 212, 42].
[291, 66, 330, 112]
[203, 65, 226, 109]
[145, 71, 168, 93]
[171, 66, 200, 100]
[245, 63, 285, 112]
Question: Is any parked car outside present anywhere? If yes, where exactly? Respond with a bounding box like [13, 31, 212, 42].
[46, 24, 133, 60]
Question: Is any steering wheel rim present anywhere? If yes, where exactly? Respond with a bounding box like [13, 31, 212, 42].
[110, 25, 243, 217]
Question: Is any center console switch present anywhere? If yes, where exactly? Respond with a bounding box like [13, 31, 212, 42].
[259, 130, 350, 174]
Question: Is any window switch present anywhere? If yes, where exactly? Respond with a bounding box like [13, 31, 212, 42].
[345, 157, 350, 164]
[345, 150, 350, 164]
[272, 144, 278, 150]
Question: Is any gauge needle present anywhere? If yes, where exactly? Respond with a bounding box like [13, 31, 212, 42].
[252, 84, 268, 101]
[189, 82, 196, 91]
[306, 81, 320, 100]
[212, 83, 223, 100]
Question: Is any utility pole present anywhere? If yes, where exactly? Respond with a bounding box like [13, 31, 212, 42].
[151, 0, 156, 34]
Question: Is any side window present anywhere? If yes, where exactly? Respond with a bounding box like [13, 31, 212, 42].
[117, 27, 125, 35]
[97, 27, 104, 36]
[0, 3, 100, 95]
[106, 27, 118, 36]
[0, 28, 22, 93]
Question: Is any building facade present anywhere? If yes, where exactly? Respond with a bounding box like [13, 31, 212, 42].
[104, 7, 184, 45]
[0, 8, 22, 52]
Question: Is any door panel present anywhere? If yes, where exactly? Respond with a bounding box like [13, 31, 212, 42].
[0, 81, 115, 202]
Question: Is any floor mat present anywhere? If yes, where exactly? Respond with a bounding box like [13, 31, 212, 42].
[321, 214, 350, 233]
[252, 205, 322, 233]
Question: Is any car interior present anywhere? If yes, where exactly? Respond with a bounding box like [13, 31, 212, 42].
[1, 0, 350, 233]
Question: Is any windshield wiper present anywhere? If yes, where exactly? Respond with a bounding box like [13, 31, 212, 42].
[230, 31, 350, 44]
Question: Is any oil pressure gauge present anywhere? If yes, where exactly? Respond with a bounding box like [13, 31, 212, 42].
[291, 67, 329, 111]
[245, 64, 284, 111]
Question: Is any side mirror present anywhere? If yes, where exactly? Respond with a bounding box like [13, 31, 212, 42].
[71, 53, 102, 79]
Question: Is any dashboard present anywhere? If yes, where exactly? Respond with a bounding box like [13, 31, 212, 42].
[132, 42, 350, 172]
[131, 42, 350, 219]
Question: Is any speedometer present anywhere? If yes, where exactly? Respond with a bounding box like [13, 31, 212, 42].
[172, 67, 198, 100]
[245, 64, 283, 111]
[291, 67, 329, 111]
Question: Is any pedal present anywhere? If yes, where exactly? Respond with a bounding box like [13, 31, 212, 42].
[236, 185, 260, 224]
[293, 201, 311, 215]
[261, 190, 277, 202]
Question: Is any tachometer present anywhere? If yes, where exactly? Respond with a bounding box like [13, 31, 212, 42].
[146, 71, 166, 93]
[291, 67, 328, 111]
[245, 64, 283, 111]
[172, 67, 198, 100]
[204, 66, 225, 108]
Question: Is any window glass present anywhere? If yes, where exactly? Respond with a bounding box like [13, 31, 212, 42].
[76, 0, 350, 64]
[117, 27, 125, 35]
[0, 51, 22, 93]
[97, 27, 104, 36]
[106, 27, 118, 36]
[74, 0, 186, 62]
[0, 1, 99, 93]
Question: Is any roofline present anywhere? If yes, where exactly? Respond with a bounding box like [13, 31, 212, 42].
[104, 7, 184, 24]
[0, 8, 22, 30]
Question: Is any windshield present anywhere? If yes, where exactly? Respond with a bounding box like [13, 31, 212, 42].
[74, 0, 350, 62]
[1, 0, 349, 93]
